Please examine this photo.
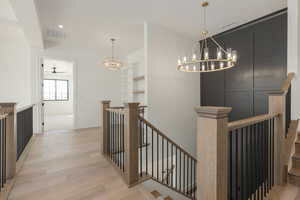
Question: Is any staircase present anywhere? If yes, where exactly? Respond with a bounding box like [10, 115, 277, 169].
[100, 73, 298, 200]
[288, 120, 300, 186]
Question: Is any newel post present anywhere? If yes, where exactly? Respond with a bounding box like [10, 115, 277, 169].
[268, 93, 285, 185]
[0, 103, 17, 179]
[195, 106, 232, 200]
[101, 101, 111, 155]
[124, 102, 140, 186]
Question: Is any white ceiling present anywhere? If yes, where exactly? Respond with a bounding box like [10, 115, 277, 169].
[44, 58, 73, 75]
[36, 0, 287, 58]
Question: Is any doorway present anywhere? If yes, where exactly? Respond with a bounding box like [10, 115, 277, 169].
[42, 58, 75, 133]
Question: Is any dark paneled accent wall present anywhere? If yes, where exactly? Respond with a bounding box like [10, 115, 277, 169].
[201, 10, 287, 121]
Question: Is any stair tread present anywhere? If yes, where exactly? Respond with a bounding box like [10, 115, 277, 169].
[151, 190, 162, 198]
[289, 168, 300, 177]
[293, 152, 300, 159]
[164, 196, 172, 200]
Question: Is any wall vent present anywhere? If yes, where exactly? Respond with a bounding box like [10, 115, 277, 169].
[46, 28, 66, 40]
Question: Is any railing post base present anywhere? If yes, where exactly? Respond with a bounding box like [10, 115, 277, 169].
[195, 106, 231, 200]
[0, 103, 17, 179]
[101, 101, 111, 155]
[124, 102, 140, 186]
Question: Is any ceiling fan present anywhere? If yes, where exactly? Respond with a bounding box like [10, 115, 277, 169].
[45, 67, 66, 74]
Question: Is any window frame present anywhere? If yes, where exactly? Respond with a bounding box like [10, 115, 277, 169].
[43, 79, 70, 101]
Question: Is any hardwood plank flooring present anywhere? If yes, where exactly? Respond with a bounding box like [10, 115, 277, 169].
[8, 128, 154, 200]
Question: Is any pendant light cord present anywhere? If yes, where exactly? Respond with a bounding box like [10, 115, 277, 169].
[111, 38, 115, 59]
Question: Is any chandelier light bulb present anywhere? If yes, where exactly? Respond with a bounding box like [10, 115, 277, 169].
[204, 48, 209, 60]
[232, 50, 237, 62]
[202, 64, 205, 71]
[220, 62, 224, 69]
[178, 59, 182, 65]
[228, 61, 232, 67]
[183, 56, 187, 63]
[211, 62, 215, 70]
[227, 48, 232, 59]
[193, 65, 196, 71]
[186, 65, 189, 70]
[217, 48, 222, 60]
[192, 54, 197, 61]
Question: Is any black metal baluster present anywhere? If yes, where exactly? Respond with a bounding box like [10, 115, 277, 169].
[255, 123, 259, 200]
[187, 156, 189, 195]
[111, 112, 114, 160]
[3, 118, 6, 185]
[157, 133, 159, 180]
[167, 141, 169, 185]
[146, 124, 148, 175]
[117, 112, 119, 166]
[0, 119, 2, 190]
[118, 113, 122, 169]
[190, 158, 193, 197]
[241, 128, 244, 200]
[267, 119, 270, 193]
[180, 151, 182, 192]
[152, 129, 154, 177]
[183, 154, 186, 194]
[259, 122, 263, 200]
[1, 118, 4, 188]
[229, 131, 233, 200]
[245, 126, 249, 200]
[171, 144, 173, 187]
[122, 114, 125, 172]
[162, 138, 164, 182]
[1, 117, 4, 188]
[140, 121, 143, 176]
[251, 124, 255, 200]
[176, 147, 178, 190]
[263, 120, 267, 197]
[271, 118, 275, 186]
[235, 130, 239, 200]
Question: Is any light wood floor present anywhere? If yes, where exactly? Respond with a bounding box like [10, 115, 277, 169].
[8, 128, 154, 200]
[7, 127, 300, 200]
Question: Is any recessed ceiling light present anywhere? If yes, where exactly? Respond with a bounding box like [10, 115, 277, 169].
[58, 25, 64, 29]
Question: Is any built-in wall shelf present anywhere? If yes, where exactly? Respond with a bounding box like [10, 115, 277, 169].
[133, 90, 145, 94]
[133, 76, 145, 81]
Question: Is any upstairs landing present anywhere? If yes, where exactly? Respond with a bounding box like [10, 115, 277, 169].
[8, 128, 154, 200]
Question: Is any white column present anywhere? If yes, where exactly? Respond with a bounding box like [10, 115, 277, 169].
[288, 0, 300, 122]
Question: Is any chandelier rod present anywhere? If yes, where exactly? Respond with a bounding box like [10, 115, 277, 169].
[111, 38, 115, 59]
[209, 37, 227, 53]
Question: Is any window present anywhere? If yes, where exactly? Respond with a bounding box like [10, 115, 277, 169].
[43, 79, 69, 101]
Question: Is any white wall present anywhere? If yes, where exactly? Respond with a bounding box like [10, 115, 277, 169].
[146, 23, 200, 156]
[0, 5, 32, 108]
[43, 47, 122, 129]
[288, 0, 300, 122]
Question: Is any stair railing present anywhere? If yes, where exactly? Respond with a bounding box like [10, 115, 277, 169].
[281, 72, 294, 137]
[16, 105, 34, 161]
[0, 103, 17, 197]
[101, 72, 295, 200]
[195, 73, 296, 200]
[138, 116, 197, 199]
[101, 101, 149, 186]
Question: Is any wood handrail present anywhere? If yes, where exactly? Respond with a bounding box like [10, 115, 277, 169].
[109, 105, 148, 109]
[228, 113, 280, 131]
[0, 114, 8, 120]
[281, 72, 295, 95]
[106, 108, 125, 114]
[17, 104, 35, 113]
[138, 116, 197, 162]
